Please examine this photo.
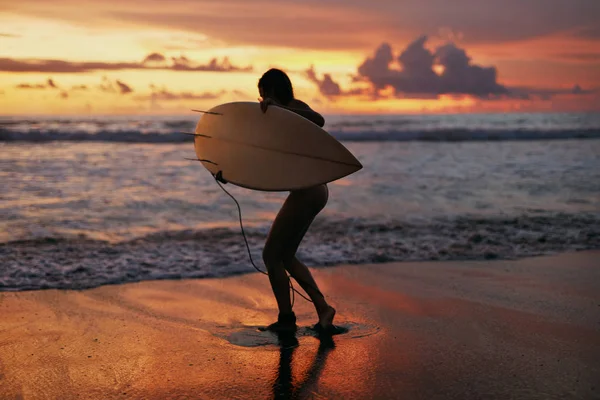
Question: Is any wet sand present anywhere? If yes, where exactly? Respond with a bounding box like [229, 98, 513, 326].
[1, 251, 599, 399]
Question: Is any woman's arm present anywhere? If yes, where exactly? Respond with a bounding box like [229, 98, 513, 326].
[284, 99, 325, 127]
[261, 98, 325, 127]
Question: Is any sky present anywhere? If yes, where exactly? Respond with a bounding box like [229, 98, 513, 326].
[0, 0, 599, 115]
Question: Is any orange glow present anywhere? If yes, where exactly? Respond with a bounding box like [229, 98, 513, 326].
[1, 6, 598, 115]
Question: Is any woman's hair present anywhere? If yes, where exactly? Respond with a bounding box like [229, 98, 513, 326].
[258, 68, 294, 104]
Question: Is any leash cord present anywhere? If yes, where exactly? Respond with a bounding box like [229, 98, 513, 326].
[213, 176, 315, 307]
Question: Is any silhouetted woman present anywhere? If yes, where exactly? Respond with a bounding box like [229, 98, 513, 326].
[258, 68, 336, 333]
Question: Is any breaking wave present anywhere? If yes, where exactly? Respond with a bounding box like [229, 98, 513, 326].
[2, 212, 598, 291]
[2, 128, 600, 143]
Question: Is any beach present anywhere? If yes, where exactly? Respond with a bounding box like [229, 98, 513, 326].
[1, 250, 598, 399]
[2, 113, 599, 399]
[2, 0, 600, 397]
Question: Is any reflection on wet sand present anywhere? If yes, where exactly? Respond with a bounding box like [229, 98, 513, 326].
[0, 252, 598, 399]
[272, 332, 335, 400]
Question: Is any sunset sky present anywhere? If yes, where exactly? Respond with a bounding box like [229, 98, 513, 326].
[1, 0, 599, 115]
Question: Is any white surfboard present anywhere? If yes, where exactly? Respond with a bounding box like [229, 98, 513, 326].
[194, 102, 362, 191]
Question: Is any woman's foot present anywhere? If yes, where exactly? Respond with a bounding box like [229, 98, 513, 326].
[312, 306, 344, 336]
[317, 305, 336, 330]
[260, 312, 297, 333]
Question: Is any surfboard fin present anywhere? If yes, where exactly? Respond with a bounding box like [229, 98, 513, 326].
[179, 132, 212, 138]
[184, 158, 218, 165]
[191, 109, 223, 115]
[215, 170, 228, 184]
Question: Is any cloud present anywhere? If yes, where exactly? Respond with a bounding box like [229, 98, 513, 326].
[98, 76, 115, 92]
[0, 54, 253, 73]
[116, 80, 133, 94]
[356, 43, 396, 90]
[171, 55, 190, 67]
[98, 76, 133, 95]
[170, 56, 252, 72]
[355, 36, 507, 98]
[553, 52, 600, 62]
[3, 0, 598, 49]
[16, 83, 46, 89]
[435, 42, 507, 96]
[107, 6, 381, 50]
[508, 84, 597, 100]
[0, 33, 20, 38]
[304, 66, 369, 98]
[0, 58, 138, 73]
[15, 78, 60, 90]
[71, 84, 88, 90]
[136, 88, 226, 101]
[60, 91, 69, 99]
[305, 66, 342, 97]
[143, 52, 167, 64]
[572, 25, 600, 39]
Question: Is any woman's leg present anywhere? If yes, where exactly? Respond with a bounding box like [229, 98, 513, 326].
[285, 257, 335, 328]
[278, 185, 335, 328]
[262, 191, 317, 327]
[262, 185, 328, 326]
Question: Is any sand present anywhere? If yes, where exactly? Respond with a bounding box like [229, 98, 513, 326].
[1, 251, 599, 399]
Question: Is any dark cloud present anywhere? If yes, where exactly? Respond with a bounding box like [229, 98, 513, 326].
[357, 0, 600, 44]
[16, 83, 46, 89]
[554, 52, 600, 62]
[356, 36, 507, 98]
[3, 0, 598, 49]
[15, 78, 60, 90]
[305, 66, 368, 98]
[572, 25, 600, 39]
[60, 91, 69, 99]
[572, 84, 585, 95]
[436, 42, 507, 96]
[1, 58, 139, 73]
[171, 55, 190, 67]
[109, 8, 379, 51]
[71, 84, 88, 90]
[143, 52, 167, 64]
[305, 66, 342, 97]
[116, 80, 133, 94]
[135, 88, 226, 101]
[98, 76, 116, 92]
[508, 84, 596, 100]
[98, 76, 133, 95]
[0, 33, 20, 38]
[0, 54, 253, 73]
[170, 56, 252, 72]
[356, 43, 392, 88]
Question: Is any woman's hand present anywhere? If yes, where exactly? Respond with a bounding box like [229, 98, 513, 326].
[260, 97, 279, 113]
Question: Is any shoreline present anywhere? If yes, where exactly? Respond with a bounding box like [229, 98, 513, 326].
[1, 250, 599, 399]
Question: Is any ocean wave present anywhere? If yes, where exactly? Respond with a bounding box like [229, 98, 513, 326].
[0, 129, 192, 143]
[1, 212, 598, 291]
[2, 128, 600, 143]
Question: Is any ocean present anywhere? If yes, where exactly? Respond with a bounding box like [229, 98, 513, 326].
[1, 112, 599, 290]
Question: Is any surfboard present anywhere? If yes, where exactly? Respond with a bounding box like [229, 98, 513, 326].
[193, 102, 362, 191]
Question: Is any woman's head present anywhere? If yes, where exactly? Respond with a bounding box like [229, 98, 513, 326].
[258, 68, 294, 104]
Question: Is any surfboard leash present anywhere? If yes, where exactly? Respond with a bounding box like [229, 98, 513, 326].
[211, 172, 320, 307]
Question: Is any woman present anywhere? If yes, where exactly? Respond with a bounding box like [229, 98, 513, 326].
[257, 68, 336, 333]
